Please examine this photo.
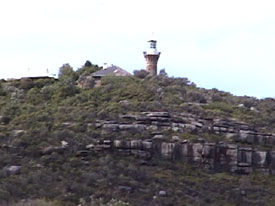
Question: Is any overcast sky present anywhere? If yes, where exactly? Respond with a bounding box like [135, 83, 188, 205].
[0, 0, 275, 98]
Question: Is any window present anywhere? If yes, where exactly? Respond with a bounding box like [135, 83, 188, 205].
[150, 42, 156, 49]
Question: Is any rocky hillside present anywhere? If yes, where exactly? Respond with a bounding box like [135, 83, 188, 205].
[1, 63, 275, 205]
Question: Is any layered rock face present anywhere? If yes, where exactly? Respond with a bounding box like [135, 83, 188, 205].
[116, 139, 275, 174]
[95, 112, 275, 147]
[83, 138, 274, 175]
[87, 112, 275, 175]
[36, 112, 275, 175]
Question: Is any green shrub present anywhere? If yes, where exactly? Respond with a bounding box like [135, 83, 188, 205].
[203, 102, 234, 114]
[76, 61, 101, 76]
[27, 88, 44, 105]
[133, 69, 149, 79]
[19, 78, 34, 90]
[0, 82, 6, 96]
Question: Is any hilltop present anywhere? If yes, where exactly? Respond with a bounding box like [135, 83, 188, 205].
[1, 63, 275, 206]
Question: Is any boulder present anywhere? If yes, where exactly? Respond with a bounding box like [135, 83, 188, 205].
[7, 165, 21, 175]
[61, 141, 69, 148]
[159, 191, 167, 196]
[86, 144, 95, 150]
[11, 130, 26, 137]
[152, 135, 164, 141]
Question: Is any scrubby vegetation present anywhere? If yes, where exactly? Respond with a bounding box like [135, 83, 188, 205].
[1, 62, 275, 205]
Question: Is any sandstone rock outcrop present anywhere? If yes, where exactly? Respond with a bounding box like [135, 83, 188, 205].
[82, 112, 275, 175]
[85, 138, 275, 175]
[36, 111, 275, 175]
[95, 112, 275, 147]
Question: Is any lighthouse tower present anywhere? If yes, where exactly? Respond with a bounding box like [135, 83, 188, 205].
[143, 39, 161, 75]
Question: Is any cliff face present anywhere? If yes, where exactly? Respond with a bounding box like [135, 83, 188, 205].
[57, 112, 275, 175]
[97, 111, 275, 146]
[107, 139, 271, 174]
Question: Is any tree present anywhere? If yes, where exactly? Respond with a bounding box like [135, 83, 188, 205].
[84, 60, 92, 67]
[56, 64, 79, 98]
[58, 63, 77, 81]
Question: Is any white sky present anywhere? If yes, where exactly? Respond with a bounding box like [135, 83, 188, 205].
[1, 0, 275, 98]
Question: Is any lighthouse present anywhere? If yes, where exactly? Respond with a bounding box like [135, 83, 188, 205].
[143, 39, 161, 75]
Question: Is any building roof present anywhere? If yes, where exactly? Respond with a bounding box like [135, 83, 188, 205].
[92, 65, 132, 77]
[4, 69, 57, 80]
